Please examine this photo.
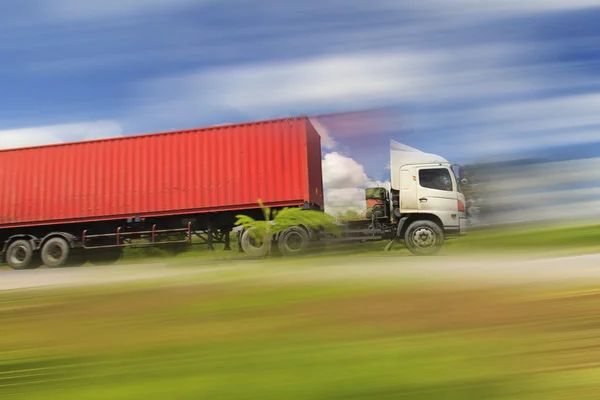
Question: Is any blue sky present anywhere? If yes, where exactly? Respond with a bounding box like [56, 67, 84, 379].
[2, 0, 600, 213]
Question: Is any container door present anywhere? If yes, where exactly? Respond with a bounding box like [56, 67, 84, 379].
[416, 166, 459, 228]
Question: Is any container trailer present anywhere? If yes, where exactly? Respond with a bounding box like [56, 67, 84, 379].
[0, 115, 467, 270]
[0, 117, 323, 269]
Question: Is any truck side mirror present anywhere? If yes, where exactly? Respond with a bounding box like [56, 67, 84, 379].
[461, 178, 468, 185]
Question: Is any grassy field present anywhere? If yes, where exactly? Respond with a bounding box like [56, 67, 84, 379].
[441, 222, 600, 257]
[2, 266, 600, 399]
[1, 223, 600, 398]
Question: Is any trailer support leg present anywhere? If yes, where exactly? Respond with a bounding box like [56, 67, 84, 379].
[207, 223, 214, 251]
[224, 229, 231, 251]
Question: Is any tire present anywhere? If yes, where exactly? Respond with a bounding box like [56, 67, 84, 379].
[404, 220, 445, 256]
[277, 226, 310, 256]
[240, 227, 271, 257]
[41, 237, 71, 267]
[5, 240, 35, 270]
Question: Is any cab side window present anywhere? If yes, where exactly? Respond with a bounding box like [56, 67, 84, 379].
[419, 168, 453, 192]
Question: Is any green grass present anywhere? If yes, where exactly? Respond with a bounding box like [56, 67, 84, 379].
[2, 273, 600, 399]
[441, 223, 600, 256]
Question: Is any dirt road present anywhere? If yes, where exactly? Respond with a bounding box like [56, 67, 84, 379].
[1, 252, 599, 291]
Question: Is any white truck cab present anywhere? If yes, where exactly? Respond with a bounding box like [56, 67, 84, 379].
[389, 140, 468, 253]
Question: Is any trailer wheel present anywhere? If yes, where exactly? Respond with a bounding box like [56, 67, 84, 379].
[240, 227, 271, 257]
[6, 240, 35, 270]
[278, 226, 310, 256]
[404, 220, 444, 255]
[41, 237, 71, 267]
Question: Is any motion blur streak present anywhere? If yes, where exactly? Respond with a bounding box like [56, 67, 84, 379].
[3, 1, 600, 399]
[462, 156, 600, 226]
[2, 256, 600, 399]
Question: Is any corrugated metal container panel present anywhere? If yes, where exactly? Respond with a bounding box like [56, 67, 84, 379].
[0, 117, 324, 229]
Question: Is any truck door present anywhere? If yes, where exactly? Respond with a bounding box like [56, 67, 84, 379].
[416, 166, 459, 228]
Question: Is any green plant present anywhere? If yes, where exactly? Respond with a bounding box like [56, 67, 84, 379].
[234, 200, 340, 241]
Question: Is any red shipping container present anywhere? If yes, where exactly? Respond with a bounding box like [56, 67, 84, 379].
[0, 117, 324, 229]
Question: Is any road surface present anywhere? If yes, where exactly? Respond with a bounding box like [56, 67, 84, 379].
[1, 252, 600, 291]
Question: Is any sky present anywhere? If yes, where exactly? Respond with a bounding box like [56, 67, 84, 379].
[2, 0, 600, 215]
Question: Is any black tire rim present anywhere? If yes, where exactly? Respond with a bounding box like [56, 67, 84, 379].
[46, 243, 64, 263]
[284, 232, 305, 251]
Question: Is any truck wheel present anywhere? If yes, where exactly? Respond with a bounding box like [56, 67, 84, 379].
[41, 237, 71, 267]
[6, 240, 35, 270]
[240, 227, 271, 257]
[277, 226, 310, 256]
[404, 220, 444, 255]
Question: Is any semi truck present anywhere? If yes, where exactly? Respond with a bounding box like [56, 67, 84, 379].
[237, 139, 469, 257]
[0, 115, 468, 270]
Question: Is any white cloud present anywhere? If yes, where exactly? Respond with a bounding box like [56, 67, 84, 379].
[321, 152, 390, 215]
[324, 187, 368, 215]
[38, 0, 204, 20]
[129, 51, 438, 128]
[129, 43, 537, 132]
[322, 152, 371, 190]
[308, 117, 337, 150]
[0, 120, 123, 150]
[325, 184, 391, 216]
